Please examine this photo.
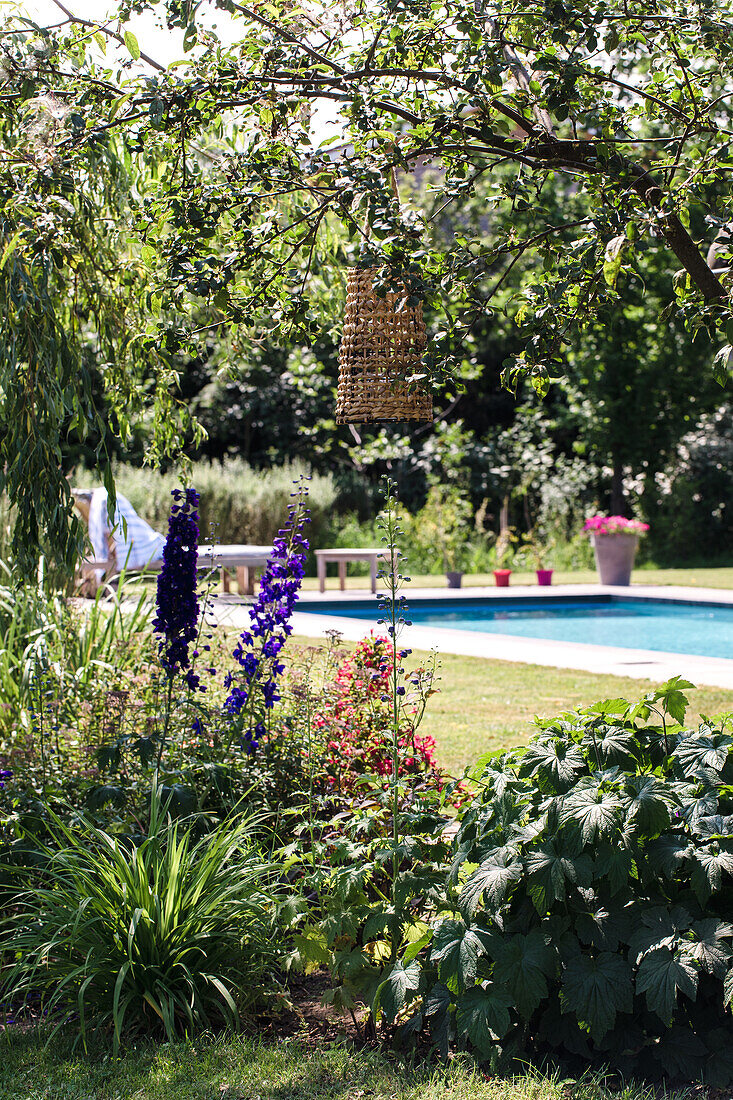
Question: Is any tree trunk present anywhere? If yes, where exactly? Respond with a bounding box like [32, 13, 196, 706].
[499, 494, 510, 534]
[610, 462, 626, 516]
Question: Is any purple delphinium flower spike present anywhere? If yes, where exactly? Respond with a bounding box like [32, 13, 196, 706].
[152, 487, 201, 688]
[224, 480, 310, 748]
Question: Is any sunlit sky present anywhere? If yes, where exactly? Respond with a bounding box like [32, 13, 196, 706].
[15, 0, 239, 67]
[13, 0, 343, 138]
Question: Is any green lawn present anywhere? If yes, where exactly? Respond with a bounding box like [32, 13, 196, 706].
[292, 563, 733, 776]
[300, 565, 733, 590]
[417, 652, 733, 775]
[0, 1031, 690, 1100]
[125, 565, 733, 602]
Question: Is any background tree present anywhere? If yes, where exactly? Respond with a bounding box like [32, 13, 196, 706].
[1, 0, 732, 563]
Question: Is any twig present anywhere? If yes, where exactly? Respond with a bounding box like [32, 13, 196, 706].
[48, 0, 166, 72]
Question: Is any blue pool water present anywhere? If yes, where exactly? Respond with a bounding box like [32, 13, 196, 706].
[297, 596, 733, 660]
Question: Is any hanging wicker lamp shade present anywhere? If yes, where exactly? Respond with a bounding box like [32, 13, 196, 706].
[336, 267, 433, 424]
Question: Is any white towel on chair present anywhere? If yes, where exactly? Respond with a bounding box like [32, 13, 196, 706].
[87, 488, 166, 573]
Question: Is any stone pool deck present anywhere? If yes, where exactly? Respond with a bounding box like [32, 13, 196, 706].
[277, 583, 733, 690]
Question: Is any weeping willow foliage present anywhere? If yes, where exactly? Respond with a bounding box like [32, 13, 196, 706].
[0, 85, 200, 576]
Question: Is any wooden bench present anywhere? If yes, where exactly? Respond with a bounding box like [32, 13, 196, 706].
[315, 548, 387, 593]
[79, 545, 273, 596]
[200, 545, 272, 595]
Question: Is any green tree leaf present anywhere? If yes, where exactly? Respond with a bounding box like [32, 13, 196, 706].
[124, 30, 141, 60]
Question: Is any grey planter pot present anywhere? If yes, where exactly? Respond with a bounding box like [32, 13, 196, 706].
[591, 533, 639, 585]
[446, 571, 464, 589]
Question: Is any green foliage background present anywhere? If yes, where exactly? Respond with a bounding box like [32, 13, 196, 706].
[1, 1, 733, 566]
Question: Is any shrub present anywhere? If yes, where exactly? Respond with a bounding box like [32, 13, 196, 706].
[0, 785, 279, 1052]
[100, 459, 337, 555]
[638, 405, 733, 563]
[378, 680, 733, 1085]
[313, 634, 442, 797]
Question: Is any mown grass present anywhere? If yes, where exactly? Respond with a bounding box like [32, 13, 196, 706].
[300, 565, 733, 591]
[0, 1030, 699, 1100]
[416, 651, 733, 775]
[126, 565, 733, 599]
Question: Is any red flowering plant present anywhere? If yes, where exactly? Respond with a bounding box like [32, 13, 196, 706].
[313, 634, 442, 798]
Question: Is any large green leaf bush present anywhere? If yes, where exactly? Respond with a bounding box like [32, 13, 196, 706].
[377, 681, 733, 1085]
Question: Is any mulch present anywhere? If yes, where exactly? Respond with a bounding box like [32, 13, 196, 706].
[256, 971, 371, 1048]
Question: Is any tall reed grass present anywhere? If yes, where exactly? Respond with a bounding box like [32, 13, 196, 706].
[0, 559, 150, 736]
[102, 460, 338, 549]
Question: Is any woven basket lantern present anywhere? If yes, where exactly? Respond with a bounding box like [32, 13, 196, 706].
[336, 267, 433, 423]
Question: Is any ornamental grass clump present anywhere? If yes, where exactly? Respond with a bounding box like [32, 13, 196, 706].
[0, 783, 278, 1053]
[376, 678, 733, 1085]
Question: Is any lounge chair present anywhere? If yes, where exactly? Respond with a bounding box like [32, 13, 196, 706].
[72, 488, 272, 596]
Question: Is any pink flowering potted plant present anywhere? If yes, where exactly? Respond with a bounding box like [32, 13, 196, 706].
[583, 514, 649, 585]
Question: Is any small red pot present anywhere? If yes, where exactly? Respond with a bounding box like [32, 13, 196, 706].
[536, 569, 554, 586]
[493, 569, 512, 587]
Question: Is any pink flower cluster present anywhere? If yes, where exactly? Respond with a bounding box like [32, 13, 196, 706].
[583, 515, 650, 535]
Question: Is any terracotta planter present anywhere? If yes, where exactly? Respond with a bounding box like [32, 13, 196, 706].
[493, 569, 512, 587]
[591, 533, 639, 585]
[446, 571, 464, 589]
[536, 568, 553, 586]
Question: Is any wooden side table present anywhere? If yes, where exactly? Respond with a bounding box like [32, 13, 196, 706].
[315, 548, 386, 593]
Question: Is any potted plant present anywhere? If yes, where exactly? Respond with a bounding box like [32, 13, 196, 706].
[523, 531, 554, 586]
[492, 526, 515, 587]
[583, 514, 649, 585]
[420, 483, 473, 588]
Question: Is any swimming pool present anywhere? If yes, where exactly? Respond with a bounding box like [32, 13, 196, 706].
[296, 595, 733, 660]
